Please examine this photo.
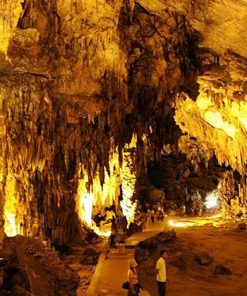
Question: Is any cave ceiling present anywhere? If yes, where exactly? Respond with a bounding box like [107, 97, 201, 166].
[0, 0, 247, 242]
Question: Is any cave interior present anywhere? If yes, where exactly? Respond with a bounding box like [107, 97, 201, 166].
[0, 0, 247, 295]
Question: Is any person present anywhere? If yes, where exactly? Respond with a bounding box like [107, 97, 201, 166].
[158, 206, 164, 222]
[157, 204, 162, 221]
[180, 204, 186, 216]
[109, 216, 117, 248]
[127, 258, 140, 296]
[156, 250, 168, 296]
[151, 209, 155, 224]
[146, 209, 151, 225]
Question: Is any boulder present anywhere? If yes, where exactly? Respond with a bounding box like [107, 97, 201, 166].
[0, 236, 79, 295]
[158, 231, 176, 243]
[236, 223, 246, 231]
[214, 264, 232, 275]
[138, 237, 157, 251]
[138, 231, 176, 252]
[194, 252, 213, 266]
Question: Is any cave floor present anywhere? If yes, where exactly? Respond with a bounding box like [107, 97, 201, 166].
[138, 216, 247, 296]
[85, 222, 166, 296]
[85, 216, 247, 296]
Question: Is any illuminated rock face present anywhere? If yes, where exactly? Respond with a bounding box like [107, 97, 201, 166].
[174, 52, 247, 216]
[0, 1, 246, 243]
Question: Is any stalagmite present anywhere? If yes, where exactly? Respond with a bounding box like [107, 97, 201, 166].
[0, 0, 246, 248]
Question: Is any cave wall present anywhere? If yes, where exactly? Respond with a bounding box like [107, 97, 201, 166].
[0, 1, 201, 243]
[0, 0, 246, 243]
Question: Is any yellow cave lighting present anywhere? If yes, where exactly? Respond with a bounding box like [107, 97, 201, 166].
[196, 94, 213, 110]
[76, 172, 94, 227]
[76, 146, 121, 231]
[204, 190, 219, 209]
[3, 174, 18, 237]
[204, 111, 236, 139]
[168, 220, 189, 227]
[168, 216, 223, 228]
[0, 1, 23, 54]
[76, 134, 138, 236]
[231, 101, 247, 130]
[239, 117, 247, 130]
[120, 134, 137, 226]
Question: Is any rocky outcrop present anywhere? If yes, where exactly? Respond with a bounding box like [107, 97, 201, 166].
[0, 0, 246, 244]
[0, 1, 200, 243]
[0, 235, 79, 295]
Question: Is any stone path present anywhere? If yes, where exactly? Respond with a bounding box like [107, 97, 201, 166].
[84, 222, 166, 296]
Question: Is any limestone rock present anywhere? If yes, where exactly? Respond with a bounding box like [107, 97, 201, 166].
[236, 223, 247, 231]
[214, 264, 232, 275]
[138, 231, 176, 251]
[0, 236, 79, 296]
[0, 0, 247, 246]
[194, 252, 213, 266]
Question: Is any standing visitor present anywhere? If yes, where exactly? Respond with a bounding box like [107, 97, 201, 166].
[157, 203, 162, 221]
[151, 209, 155, 224]
[146, 209, 152, 225]
[127, 258, 140, 295]
[109, 216, 117, 248]
[156, 250, 168, 296]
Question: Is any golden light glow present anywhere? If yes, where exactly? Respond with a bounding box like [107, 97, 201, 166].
[204, 190, 219, 209]
[239, 117, 247, 130]
[4, 175, 18, 237]
[168, 219, 195, 227]
[168, 219, 186, 227]
[204, 111, 236, 139]
[120, 134, 137, 226]
[0, 1, 23, 54]
[175, 90, 247, 173]
[196, 94, 213, 110]
[168, 215, 223, 228]
[231, 101, 247, 130]
[94, 229, 111, 237]
[76, 134, 138, 236]
[77, 184, 94, 227]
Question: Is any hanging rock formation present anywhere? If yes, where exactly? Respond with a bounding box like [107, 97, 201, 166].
[0, 0, 246, 244]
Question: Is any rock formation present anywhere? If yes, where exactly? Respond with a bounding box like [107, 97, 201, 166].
[0, 0, 246, 244]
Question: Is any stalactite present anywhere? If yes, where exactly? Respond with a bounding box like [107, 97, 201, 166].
[218, 171, 247, 218]
[1, 0, 246, 245]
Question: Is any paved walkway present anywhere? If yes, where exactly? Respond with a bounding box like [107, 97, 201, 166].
[85, 222, 166, 296]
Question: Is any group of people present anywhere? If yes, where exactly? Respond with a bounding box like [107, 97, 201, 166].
[134, 202, 165, 231]
[151, 203, 165, 223]
[126, 250, 168, 296]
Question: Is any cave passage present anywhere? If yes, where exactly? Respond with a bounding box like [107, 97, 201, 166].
[0, 0, 247, 295]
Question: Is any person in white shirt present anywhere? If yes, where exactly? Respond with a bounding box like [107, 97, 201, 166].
[156, 250, 168, 296]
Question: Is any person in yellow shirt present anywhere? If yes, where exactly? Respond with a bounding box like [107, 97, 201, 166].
[156, 250, 168, 296]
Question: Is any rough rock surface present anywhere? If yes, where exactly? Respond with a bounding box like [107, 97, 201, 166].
[0, 236, 79, 296]
[0, 0, 246, 244]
